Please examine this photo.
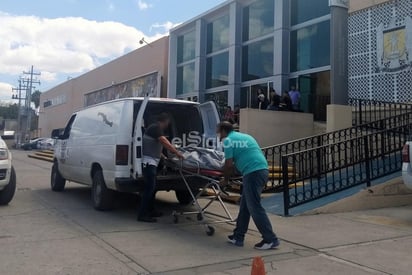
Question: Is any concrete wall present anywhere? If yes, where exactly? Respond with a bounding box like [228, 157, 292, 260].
[239, 108, 314, 148]
[326, 104, 353, 132]
[39, 81, 75, 137]
[39, 37, 169, 137]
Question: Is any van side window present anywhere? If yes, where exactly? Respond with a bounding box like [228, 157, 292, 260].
[61, 114, 76, 139]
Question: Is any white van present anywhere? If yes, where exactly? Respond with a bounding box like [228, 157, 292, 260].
[52, 97, 220, 210]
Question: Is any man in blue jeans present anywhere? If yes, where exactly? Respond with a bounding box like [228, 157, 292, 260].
[138, 113, 184, 223]
[217, 121, 279, 250]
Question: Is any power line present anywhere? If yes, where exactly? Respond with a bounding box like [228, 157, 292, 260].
[11, 80, 26, 141]
[11, 66, 41, 142]
[22, 66, 41, 135]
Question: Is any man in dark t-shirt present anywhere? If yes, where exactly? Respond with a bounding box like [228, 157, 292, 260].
[138, 113, 183, 223]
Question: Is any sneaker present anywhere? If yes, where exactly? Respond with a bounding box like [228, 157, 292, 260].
[254, 239, 280, 250]
[227, 235, 244, 247]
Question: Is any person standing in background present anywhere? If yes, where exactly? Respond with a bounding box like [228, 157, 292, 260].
[288, 86, 301, 111]
[257, 89, 269, 110]
[281, 91, 292, 111]
[233, 104, 240, 125]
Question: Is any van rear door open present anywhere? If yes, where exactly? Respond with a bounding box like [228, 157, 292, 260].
[132, 96, 149, 179]
[198, 101, 220, 147]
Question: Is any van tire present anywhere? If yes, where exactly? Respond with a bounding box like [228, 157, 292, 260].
[175, 189, 197, 205]
[0, 167, 16, 205]
[92, 170, 114, 211]
[51, 163, 66, 192]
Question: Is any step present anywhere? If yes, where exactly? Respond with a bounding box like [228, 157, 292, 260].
[268, 165, 294, 173]
[34, 151, 54, 158]
[269, 173, 297, 180]
[28, 154, 54, 163]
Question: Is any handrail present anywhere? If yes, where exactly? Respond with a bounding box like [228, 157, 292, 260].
[262, 110, 412, 189]
[349, 98, 412, 126]
[281, 120, 411, 216]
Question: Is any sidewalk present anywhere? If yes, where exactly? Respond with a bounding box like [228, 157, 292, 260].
[204, 206, 412, 275]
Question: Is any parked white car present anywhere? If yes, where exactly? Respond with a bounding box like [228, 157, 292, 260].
[52, 97, 220, 210]
[0, 137, 16, 205]
[39, 138, 55, 150]
[402, 142, 412, 189]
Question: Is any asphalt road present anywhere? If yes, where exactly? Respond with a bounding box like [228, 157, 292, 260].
[1, 150, 290, 274]
[1, 150, 412, 275]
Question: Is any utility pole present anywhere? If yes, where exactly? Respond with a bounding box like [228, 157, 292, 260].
[22, 66, 40, 138]
[11, 80, 26, 145]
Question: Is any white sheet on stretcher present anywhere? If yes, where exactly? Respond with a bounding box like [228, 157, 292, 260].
[170, 147, 225, 171]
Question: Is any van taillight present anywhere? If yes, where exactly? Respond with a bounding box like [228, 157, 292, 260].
[116, 145, 129, 166]
[402, 144, 410, 163]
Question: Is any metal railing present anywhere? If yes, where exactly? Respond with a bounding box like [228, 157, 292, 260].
[262, 111, 412, 189]
[281, 116, 412, 216]
[349, 98, 412, 126]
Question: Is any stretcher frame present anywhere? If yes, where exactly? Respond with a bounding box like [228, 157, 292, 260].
[167, 159, 239, 236]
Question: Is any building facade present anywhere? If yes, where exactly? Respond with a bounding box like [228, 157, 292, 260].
[168, 0, 334, 120]
[39, 0, 412, 138]
[39, 37, 169, 137]
[348, 0, 412, 102]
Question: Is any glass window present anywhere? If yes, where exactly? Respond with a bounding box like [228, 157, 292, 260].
[207, 15, 230, 53]
[290, 20, 330, 72]
[177, 31, 196, 63]
[242, 37, 274, 81]
[206, 52, 229, 89]
[291, 0, 330, 26]
[176, 63, 195, 95]
[243, 0, 274, 41]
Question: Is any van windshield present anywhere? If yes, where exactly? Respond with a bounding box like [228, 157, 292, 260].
[134, 102, 204, 146]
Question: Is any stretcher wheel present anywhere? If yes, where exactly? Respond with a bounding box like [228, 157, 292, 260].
[206, 226, 215, 236]
[197, 213, 203, 221]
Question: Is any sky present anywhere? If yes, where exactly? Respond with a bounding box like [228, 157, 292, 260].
[0, 0, 226, 103]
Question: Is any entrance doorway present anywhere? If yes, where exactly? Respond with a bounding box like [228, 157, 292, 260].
[240, 81, 274, 108]
[290, 70, 330, 121]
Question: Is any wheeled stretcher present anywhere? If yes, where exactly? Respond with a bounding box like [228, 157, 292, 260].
[166, 158, 240, 236]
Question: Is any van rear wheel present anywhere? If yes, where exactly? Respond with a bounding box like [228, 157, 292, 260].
[92, 170, 114, 211]
[0, 167, 16, 205]
[51, 163, 66, 192]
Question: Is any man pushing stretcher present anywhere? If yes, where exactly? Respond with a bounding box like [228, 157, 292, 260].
[217, 121, 280, 250]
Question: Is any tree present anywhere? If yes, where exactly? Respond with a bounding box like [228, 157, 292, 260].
[31, 90, 41, 109]
[0, 104, 18, 120]
[31, 110, 38, 131]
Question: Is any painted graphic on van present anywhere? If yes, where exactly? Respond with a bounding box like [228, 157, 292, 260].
[97, 112, 113, 127]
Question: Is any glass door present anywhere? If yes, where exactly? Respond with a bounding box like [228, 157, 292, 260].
[298, 75, 315, 113]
